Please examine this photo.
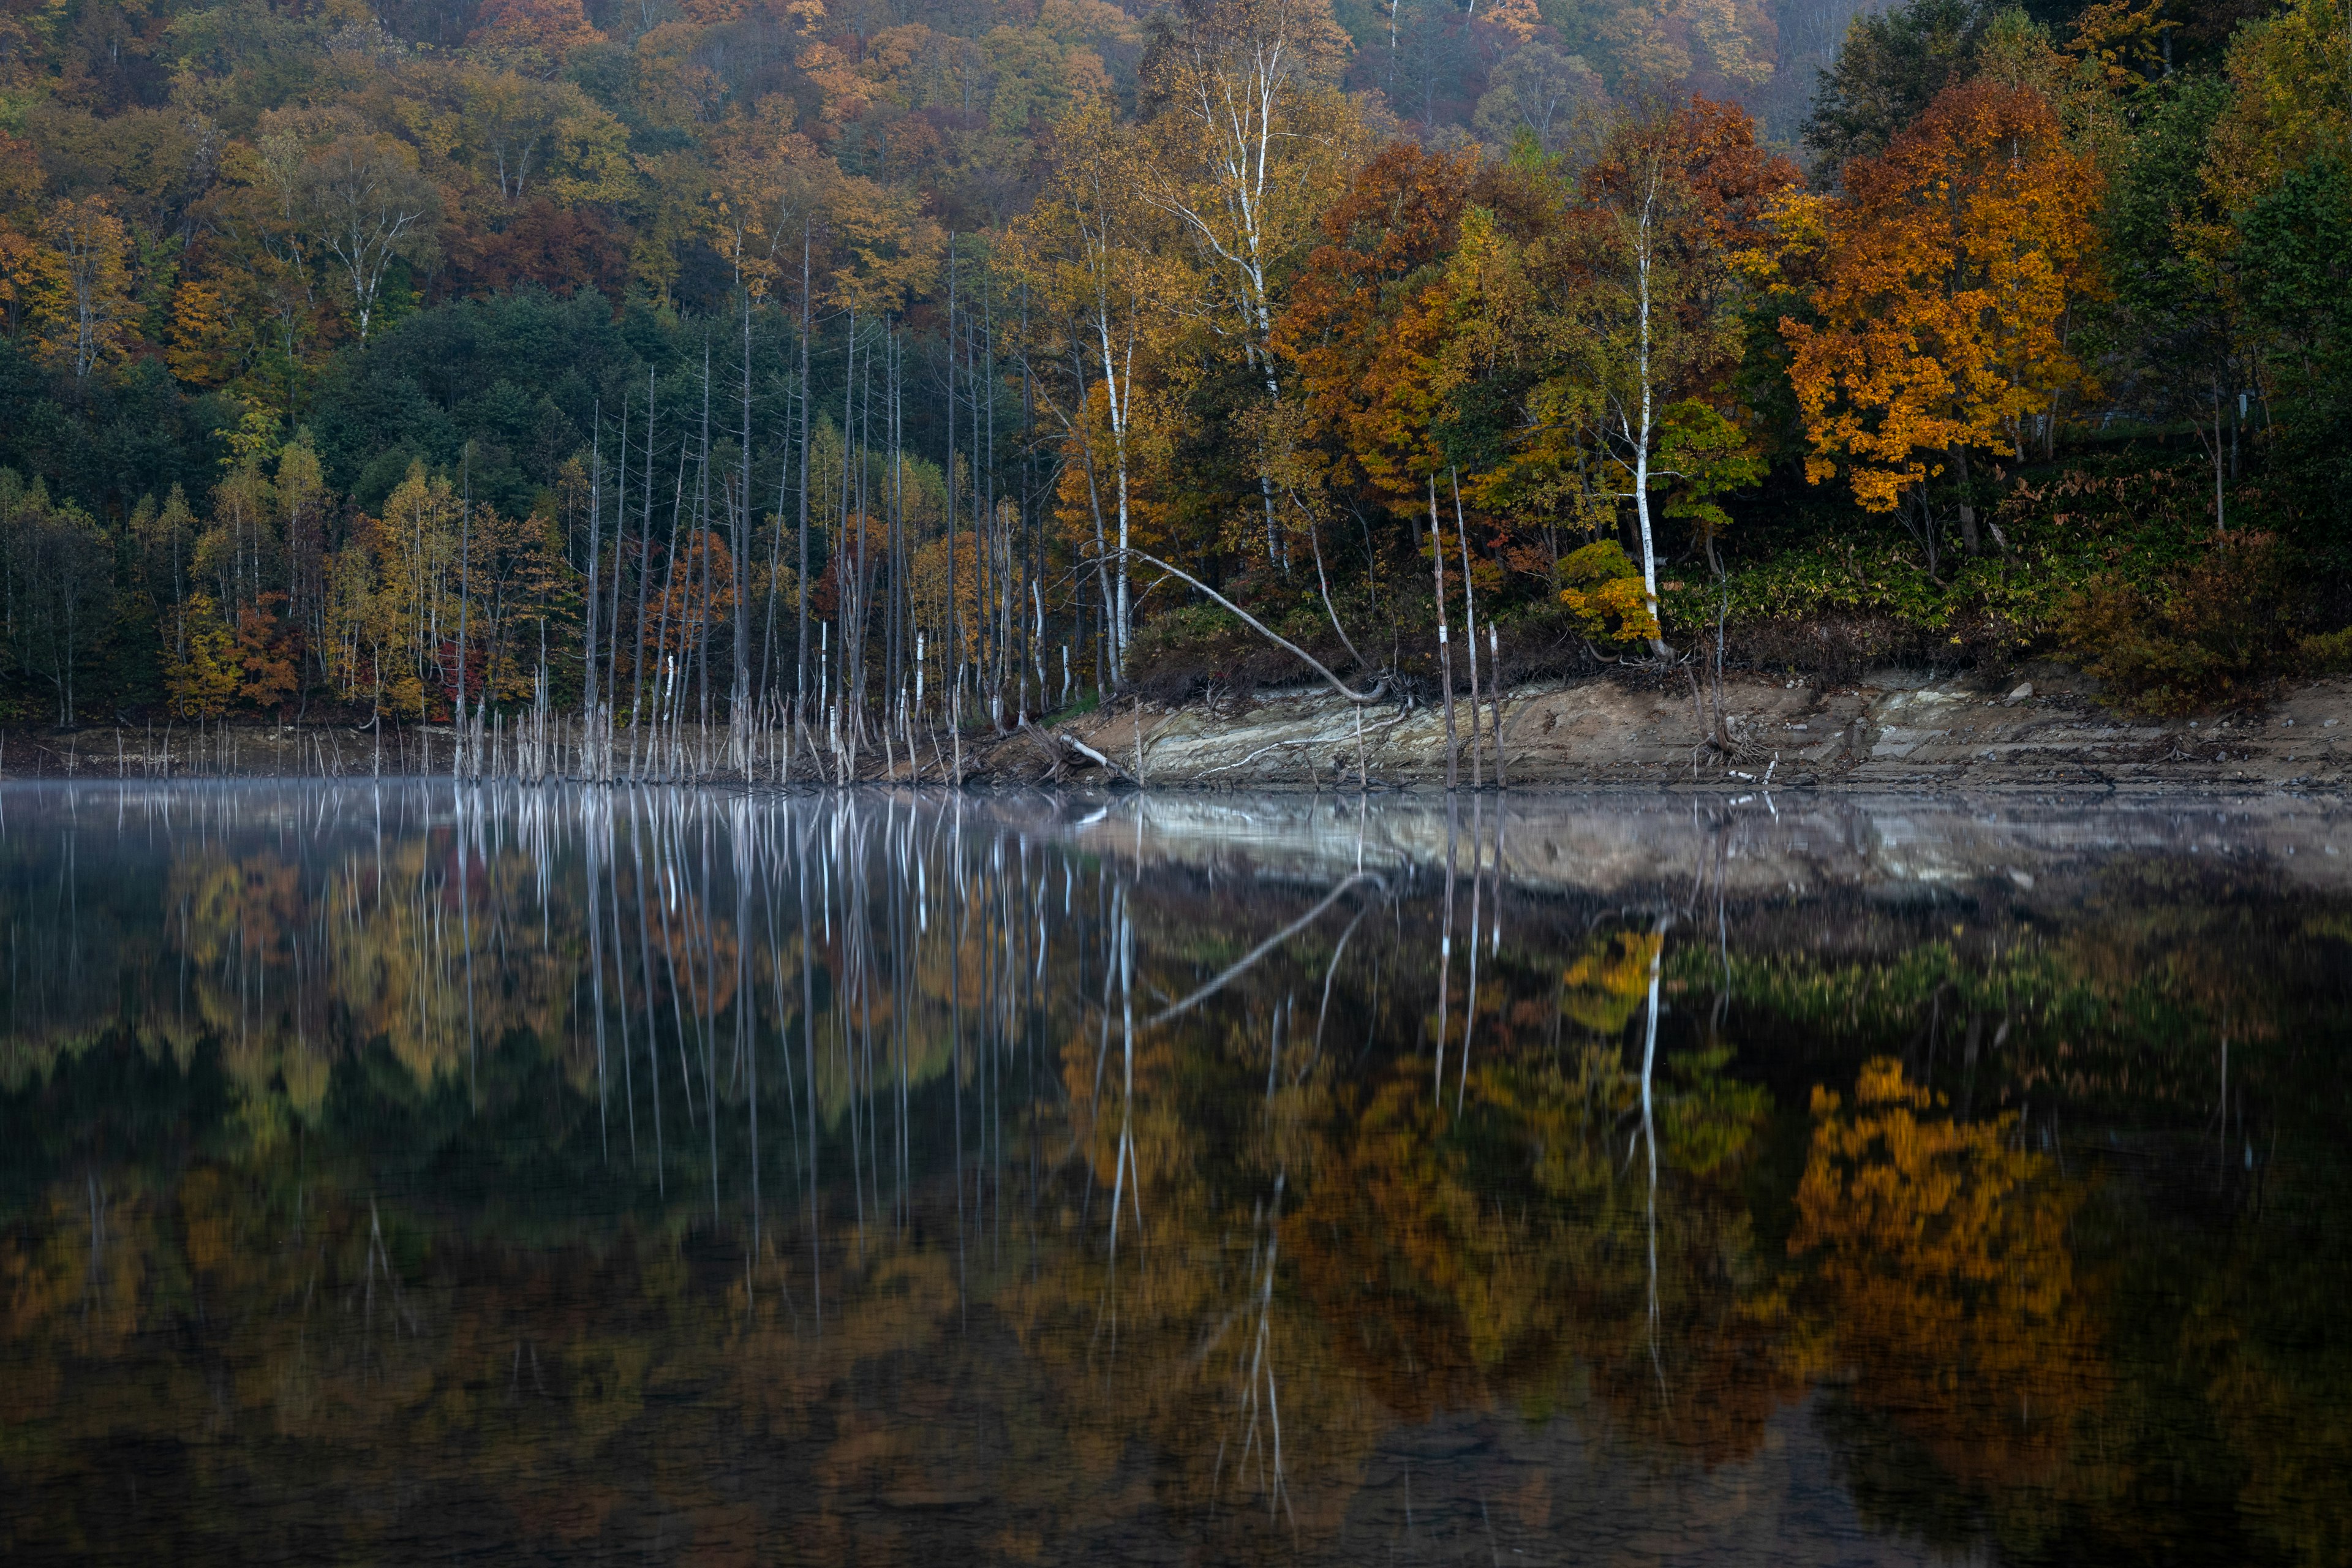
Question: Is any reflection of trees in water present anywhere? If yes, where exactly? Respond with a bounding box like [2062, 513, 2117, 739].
[1791, 1060, 2098, 1508]
[0, 790, 2346, 1561]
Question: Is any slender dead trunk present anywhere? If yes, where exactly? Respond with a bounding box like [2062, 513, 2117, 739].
[457, 445, 472, 774]
[797, 222, 814, 734]
[608, 390, 630, 757]
[1950, 443, 1981, 555]
[1430, 477, 1456, 791]
[736, 292, 754, 747]
[1452, 470, 1481, 789]
[631, 370, 655, 743]
[1631, 164, 1668, 659]
[586, 404, 603, 735]
[946, 238, 960, 710]
[1487, 625, 1506, 788]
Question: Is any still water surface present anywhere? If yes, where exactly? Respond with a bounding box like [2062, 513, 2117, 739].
[1, 783, 2348, 1565]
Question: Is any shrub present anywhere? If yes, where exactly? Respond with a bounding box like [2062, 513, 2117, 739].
[2301, 625, 2352, 674]
[2057, 531, 2299, 714]
[1558, 540, 1657, 648]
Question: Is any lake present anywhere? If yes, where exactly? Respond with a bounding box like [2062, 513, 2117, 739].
[1, 783, 2346, 1565]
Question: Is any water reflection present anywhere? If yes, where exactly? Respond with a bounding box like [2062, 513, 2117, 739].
[1, 783, 2348, 1564]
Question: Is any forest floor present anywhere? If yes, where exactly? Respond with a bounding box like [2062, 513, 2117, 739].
[1, 667, 2346, 791]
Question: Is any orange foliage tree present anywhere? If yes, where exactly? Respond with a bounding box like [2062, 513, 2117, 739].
[1776, 80, 2103, 568]
[1276, 141, 1479, 509]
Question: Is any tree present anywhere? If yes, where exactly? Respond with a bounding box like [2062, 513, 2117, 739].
[164, 594, 244, 718]
[2199, 0, 2351, 222]
[705, 101, 839, 301]
[28, 195, 137, 383]
[1136, 0, 1362, 567]
[2235, 155, 2352, 536]
[1013, 96, 1170, 679]
[469, 0, 604, 76]
[1778, 80, 2102, 570]
[1472, 43, 1603, 154]
[1802, 0, 1992, 173]
[1510, 97, 1792, 644]
[0, 473, 114, 724]
[2103, 76, 2250, 530]
[298, 135, 440, 345]
[1277, 141, 1476, 508]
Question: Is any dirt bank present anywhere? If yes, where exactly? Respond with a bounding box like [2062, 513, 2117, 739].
[4, 668, 2345, 791]
[1002, 666, 2352, 793]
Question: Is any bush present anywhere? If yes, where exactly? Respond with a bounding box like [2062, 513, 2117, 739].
[2057, 531, 2300, 715]
[1558, 540, 1657, 647]
[2301, 625, 2352, 674]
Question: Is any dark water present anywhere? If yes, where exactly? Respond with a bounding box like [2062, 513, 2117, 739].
[1, 783, 2348, 1566]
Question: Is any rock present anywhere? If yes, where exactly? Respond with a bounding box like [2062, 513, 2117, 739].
[2007, 681, 2034, 703]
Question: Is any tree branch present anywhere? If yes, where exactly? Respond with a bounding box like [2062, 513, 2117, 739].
[1110, 548, 1387, 705]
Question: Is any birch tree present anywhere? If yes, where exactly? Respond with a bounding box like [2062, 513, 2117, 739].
[1544, 99, 1791, 650]
[297, 135, 439, 344]
[1136, 0, 1360, 565]
[1011, 97, 1164, 679]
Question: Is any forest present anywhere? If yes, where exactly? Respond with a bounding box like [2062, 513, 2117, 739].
[0, 0, 2345, 738]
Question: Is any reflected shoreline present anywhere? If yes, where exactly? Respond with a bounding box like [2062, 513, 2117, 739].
[0, 781, 2344, 1566]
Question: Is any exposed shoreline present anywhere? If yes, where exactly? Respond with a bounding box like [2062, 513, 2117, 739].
[1019, 668, 2352, 794]
[4, 669, 2346, 793]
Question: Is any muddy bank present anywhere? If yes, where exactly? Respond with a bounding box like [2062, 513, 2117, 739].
[4, 668, 2346, 791]
[1012, 667, 2352, 794]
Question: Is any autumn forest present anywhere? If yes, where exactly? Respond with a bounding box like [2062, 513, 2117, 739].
[0, 0, 2345, 739]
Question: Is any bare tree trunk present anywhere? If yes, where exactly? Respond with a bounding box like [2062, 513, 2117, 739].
[586, 405, 603, 744]
[1452, 470, 1481, 788]
[797, 224, 814, 738]
[457, 444, 472, 777]
[1430, 477, 1456, 791]
[1950, 443, 1981, 555]
[736, 292, 754, 758]
[1487, 625, 1506, 789]
[632, 370, 655, 753]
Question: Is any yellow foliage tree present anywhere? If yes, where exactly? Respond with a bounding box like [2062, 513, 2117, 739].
[27, 195, 137, 382]
[1556, 541, 1661, 650]
[165, 594, 245, 718]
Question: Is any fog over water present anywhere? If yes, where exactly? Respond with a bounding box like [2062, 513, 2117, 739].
[1, 783, 2346, 1565]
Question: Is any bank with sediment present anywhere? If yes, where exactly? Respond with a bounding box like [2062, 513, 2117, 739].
[990, 669, 2352, 793]
[2, 669, 2346, 790]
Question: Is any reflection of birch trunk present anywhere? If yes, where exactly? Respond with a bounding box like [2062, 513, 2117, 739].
[1109, 904, 1144, 1256]
[1643, 914, 1667, 1403]
[1234, 1170, 1292, 1523]
[1436, 798, 1456, 1099]
[1458, 796, 1482, 1110]
[586, 816, 608, 1154]
[458, 793, 478, 1091]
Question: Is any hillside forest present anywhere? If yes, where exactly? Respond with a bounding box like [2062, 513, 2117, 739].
[0, 0, 2346, 739]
